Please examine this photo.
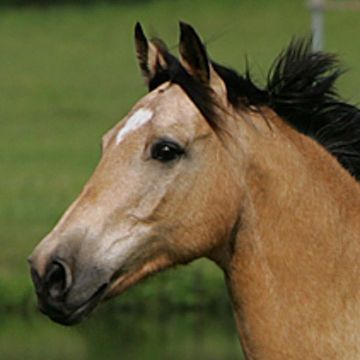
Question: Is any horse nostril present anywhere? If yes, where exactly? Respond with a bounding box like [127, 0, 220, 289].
[44, 260, 72, 301]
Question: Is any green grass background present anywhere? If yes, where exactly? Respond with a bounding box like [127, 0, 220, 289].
[1, 0, 360, 309]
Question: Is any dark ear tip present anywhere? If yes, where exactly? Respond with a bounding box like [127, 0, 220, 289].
[179, 21, 196, 36]
[135, 22, 145, 40]
[179, 20, 189, 29]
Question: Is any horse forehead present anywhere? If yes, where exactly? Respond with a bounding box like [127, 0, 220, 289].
[115, 85, 200, 145]
[116, 108, 154, 145]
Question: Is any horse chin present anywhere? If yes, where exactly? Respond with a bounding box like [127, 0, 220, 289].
[40, 283, 108, 326]
[104, 254, 174, 300]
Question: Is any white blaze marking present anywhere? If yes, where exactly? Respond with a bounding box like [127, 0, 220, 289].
[116, 108, 153, 145]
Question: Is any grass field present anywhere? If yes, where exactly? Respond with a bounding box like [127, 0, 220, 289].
[1, 0, 360, 308]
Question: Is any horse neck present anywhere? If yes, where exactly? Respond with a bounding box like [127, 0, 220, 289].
[224, 110, 360, 360]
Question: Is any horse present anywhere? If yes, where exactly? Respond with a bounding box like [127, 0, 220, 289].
[29, 22, 360, 359]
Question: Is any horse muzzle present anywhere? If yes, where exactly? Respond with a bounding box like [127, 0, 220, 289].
[28, 256, 108, 326]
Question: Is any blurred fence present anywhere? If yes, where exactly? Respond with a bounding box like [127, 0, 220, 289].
[309, 0, 360, 51]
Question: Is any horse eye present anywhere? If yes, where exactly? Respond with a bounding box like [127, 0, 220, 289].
[150, 140, 185, 163]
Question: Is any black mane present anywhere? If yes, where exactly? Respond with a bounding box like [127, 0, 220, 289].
[151, 39, 360, 181]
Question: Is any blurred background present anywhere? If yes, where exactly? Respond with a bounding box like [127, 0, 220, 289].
[1, 0, 359, 359]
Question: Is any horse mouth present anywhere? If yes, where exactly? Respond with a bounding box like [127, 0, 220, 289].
[105, 254, 173, 300]
[39, 283, 108, 326]
[40, 254, 173, 325]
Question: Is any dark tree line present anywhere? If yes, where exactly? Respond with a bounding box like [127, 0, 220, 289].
[0, 0, 152, 7]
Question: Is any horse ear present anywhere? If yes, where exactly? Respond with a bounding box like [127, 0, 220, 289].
[134, 23, 150, 81]
[179, 22, 210, 84]
[134, 22, 169, 89]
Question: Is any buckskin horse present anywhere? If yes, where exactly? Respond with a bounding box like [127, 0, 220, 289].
[29, 23, 360, 359]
